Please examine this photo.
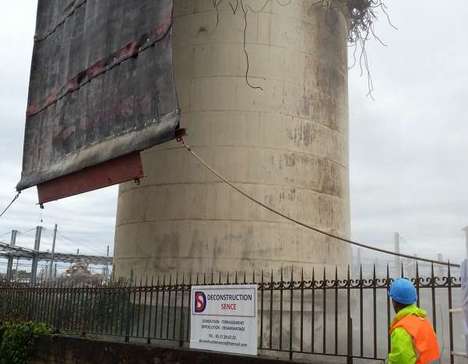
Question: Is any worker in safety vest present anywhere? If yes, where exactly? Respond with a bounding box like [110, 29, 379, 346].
[388, 278, 440, 364]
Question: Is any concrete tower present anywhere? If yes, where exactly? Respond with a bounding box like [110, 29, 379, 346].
[113, 0, 350, 278]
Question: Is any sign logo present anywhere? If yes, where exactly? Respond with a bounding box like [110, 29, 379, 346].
[194, 291, 207, 313]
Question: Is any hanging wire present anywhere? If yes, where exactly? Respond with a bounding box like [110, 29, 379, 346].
[0, 192, 21, 218]
[57, 231, 107, 255]
[180, 137, 459, 268]
[17, 227, 38, 236]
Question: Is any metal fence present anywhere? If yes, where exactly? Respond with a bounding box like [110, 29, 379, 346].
[0, 264, 463, 363]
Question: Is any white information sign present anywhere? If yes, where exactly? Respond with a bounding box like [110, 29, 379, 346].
[190, 284, 257, 356]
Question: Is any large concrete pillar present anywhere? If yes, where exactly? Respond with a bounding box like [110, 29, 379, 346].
[114, 0, 350, 278]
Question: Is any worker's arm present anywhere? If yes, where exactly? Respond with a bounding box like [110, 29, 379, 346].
[388, 327, 417, 364]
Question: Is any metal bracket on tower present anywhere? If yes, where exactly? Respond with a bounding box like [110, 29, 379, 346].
[175, 128, 187, 142]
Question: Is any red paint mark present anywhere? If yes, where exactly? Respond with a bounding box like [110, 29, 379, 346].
[37, 152, 144, 204]
[27, 20, 173, 118]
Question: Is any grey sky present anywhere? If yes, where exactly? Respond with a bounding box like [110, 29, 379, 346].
[0, 1, 467, 264]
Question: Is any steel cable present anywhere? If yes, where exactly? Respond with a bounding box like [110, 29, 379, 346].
[0, 192, 21, 219]
[180, 137, 459, 268]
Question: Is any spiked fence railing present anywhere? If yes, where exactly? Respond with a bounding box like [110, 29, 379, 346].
[0, 264, 463, 363]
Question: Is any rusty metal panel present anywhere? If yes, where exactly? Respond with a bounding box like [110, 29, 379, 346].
[17, 0, 179, 193]
[37, 152, 144, 204]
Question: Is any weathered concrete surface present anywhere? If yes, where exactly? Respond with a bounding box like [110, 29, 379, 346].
[30, 336, 348, 364]
[114, 0, 351, 278]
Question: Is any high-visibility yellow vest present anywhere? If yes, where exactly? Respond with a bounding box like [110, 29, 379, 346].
[391, 314, 440, 364]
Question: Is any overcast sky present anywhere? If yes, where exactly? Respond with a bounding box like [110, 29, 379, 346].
[0, 1, 467, 265]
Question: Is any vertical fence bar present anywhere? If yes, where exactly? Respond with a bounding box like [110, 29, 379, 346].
[279, 268, 284, 351]
[347, 265, 351, 363]
[80, 283, 86, 336]
[107, 284, 114, 335]
[19, 282, 24, 321]
[386, 264, 391, 354]
[26, 282, 33, 321]
[79, 283, 85, 335]
[71, 283, 79, 333]
[86, 283, 92, 335]
[260, 270, 264, 350]
[68, 283, 74, 333]
[136, 278, 143, 337]
[311, 268, 315, 354]
[179, 273, 185, 346]
[18, 285, 23, 320]
[347, 317, 353, 364]
[101, 284, 107, 335]
[90, 284, 97, 335]
[49, 281, 56, 327]
[373, 264, 377, 359]
[12, 281, 18, 319]
[117, 281, 125, 337]
[42, 282, 48, 324]
[447, 263, 454, 364]
[300, 269, 304, 354]
[6, 284, 11, 318]
[130, 278, 138, 338]
[186, 273, 192, 342]
[125, 280, 132, 342]
[96, 283, 102, 335]
[22, 284, 27, 321]
[160, 275, 166, 339]
[147, 276, 154, 344]
[67, 283, 76, 333]
[25, 284, 31, 321]
[430, 263, 437, 332]
[359, 264, 364, 356]
[10, 283, 15, 318]
[29, 284, 36, 322]
[334, 267, 338, 355]
[322, 267, 326, 354]
[289, 269, 294, 360]
[173, 273, 179, 340]
[62, 282, 68, 333]
[142, 277, 148, 338]
[112, 283, 119, 336]
[93, 283, 102, 334]
[154, 275, 160, 339]
[415, 263, 420, 307]
[101, 283, 107, 334]
[109, 284, 116, 335]
[55, 280, 63, 332]
[41, 280, 47, 323]
[166, 274, 172, 339]
[269, 270, 273, 349]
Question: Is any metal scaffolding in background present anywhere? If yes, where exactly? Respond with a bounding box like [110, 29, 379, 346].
[0, 226, 112, 283]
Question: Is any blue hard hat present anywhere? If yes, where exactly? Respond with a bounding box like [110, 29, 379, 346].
[389, 278, 417, 305]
